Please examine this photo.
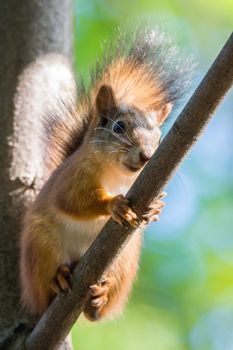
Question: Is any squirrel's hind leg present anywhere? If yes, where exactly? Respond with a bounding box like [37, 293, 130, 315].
[20, 224, 63, 316]
[83, 231, 142, 321]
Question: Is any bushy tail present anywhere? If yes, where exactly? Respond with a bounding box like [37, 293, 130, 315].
[92, 26, 194, 108]
[42, 93, 90, 174]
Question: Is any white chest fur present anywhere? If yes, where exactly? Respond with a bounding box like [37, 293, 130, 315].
[57, 214, 109, 263]
[56, 169, 138, 263]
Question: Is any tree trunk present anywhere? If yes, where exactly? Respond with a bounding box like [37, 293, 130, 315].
[0, 1, 74, 349]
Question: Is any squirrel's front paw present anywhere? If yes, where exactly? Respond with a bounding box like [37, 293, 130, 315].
[50, 264, 72, 295]
[142, 192, 166, 224]
[108, 195, 139, 227]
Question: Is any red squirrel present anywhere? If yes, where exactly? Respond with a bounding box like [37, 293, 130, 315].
[20, 27, 191, 321]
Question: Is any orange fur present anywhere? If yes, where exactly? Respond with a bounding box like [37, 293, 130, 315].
[20, 212, 62, 314]
[94, 59, 166, 113]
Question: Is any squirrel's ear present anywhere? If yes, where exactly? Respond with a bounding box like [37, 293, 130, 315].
[96, 85, 116, 116]
[156, 103, 172, 125]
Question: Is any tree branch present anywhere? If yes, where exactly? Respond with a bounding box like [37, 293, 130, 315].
[27, 33, 233, 350]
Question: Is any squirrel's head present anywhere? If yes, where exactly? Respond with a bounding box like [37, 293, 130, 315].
[89, 85, 172, 176]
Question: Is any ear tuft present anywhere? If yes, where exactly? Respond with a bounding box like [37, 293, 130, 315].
[156, 103, 172, 125]
[96, 85, 116, 116]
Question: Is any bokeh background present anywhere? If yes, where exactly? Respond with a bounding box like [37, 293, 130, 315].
[72, 1, 233, 349]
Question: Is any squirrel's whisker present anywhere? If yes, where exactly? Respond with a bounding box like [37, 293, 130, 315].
[93, 126, 132, 147]
[111, 140, 130, 149]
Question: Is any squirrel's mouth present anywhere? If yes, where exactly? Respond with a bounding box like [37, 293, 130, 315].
[123, 162, 141, 172]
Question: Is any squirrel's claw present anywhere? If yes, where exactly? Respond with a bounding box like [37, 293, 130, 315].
[142, 192, 166, 224]
[89, 277, 111, 308]
[84, 277, 112, 321]
[50, 264, 72, 294]
[108, 194, 139, 228]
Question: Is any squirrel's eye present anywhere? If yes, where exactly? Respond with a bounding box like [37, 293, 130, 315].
[113, 121, 125, 133]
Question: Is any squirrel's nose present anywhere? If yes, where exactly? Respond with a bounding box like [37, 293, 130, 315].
[139, 150, 152, 164]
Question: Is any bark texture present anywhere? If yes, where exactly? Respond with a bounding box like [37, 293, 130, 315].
[27, 33, 233, 350]
[0, 1, 74, 349]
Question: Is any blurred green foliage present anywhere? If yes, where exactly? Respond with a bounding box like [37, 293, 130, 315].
[72, 1, 233, 349]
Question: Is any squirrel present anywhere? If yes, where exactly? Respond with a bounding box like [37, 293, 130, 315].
[20, 26, 192, 321]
